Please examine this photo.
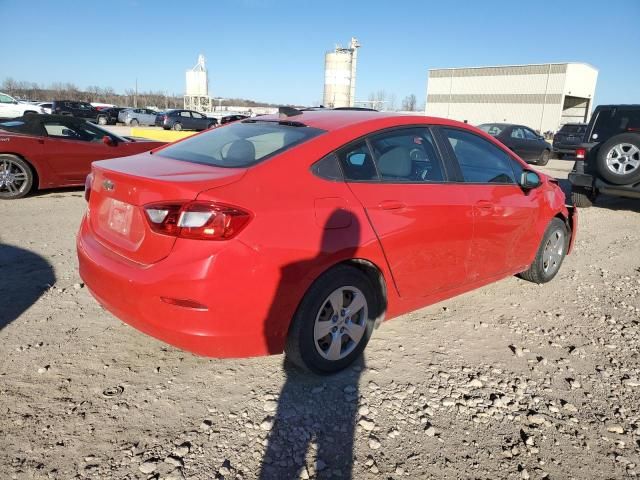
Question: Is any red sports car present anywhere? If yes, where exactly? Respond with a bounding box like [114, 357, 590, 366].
[0, 115, 166, 199]
[77, 109, 577, 374]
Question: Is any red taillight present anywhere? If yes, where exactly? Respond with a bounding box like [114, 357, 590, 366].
[84, 173, 93, 202]
[575, 148, 586, 160]
[144, 201, 251, 240]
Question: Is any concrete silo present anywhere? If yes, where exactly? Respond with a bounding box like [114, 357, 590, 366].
[323, 37, 360, 108]
[184, 54, 213, 112]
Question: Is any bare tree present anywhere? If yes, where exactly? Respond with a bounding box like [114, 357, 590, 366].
[402, 94, 417, 111]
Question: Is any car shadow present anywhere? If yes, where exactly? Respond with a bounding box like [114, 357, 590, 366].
[0, 243, 55, 330]
[259, 210, 368, 479]
[28, 186, 85, 199]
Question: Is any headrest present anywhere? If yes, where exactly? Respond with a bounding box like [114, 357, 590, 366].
[377, 146, 411, 177]
[225, 139, 256, 166]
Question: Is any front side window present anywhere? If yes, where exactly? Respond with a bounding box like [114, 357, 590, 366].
[369, 127, 444, 182]
[0, 94, 14, 104]
[443, 128, 517, 184]
[523, 128, 539, 140]
[157, 121, 324, 168]
[337, 141, 378, 181]
[44, 121, 108, 142]
[510, 128, 525, 139]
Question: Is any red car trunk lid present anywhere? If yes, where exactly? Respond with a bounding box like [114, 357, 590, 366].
[88, 153, 246, 265]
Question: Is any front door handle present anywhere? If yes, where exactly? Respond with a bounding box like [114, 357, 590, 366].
[475, 200, 494, 212]
[378, 200, 406, 210]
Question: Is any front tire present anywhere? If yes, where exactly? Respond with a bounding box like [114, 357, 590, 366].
[519, 218, 568, 284]
[538, 149, 550, 166]
[0, 154, 34, 199]
[130, 118, 139, 127]
[97, 116, 107, 125]
[285, 265, 376, 374]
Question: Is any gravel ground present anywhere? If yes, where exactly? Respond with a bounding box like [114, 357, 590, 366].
[1, 159, 639, 480]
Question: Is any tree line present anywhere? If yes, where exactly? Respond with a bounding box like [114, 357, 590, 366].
[1, 78, 280, 109]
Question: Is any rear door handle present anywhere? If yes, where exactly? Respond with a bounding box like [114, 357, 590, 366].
[378, 200, 406, 210]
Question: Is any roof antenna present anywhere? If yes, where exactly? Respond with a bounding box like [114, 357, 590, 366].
[279, 106, 303, 118]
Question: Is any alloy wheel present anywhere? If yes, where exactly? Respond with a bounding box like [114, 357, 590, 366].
[0, 158, 29, 197]
[606, 143, 640, 175]
[313, 286, 368, 361]
[542, 229, 564, 274]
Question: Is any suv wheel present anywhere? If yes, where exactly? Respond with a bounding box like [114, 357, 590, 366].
[285, 265, 376, 374]
[596, 133, 640, 185]
[571, 186, 596, 208]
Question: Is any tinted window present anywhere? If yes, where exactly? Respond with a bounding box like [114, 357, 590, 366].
[559, 124, 586, 135]
[369, 128, 444, 182]
[444, 128, 516, 184]
[523, 128, 539, 140]
[0, 94, 14, 104]
[510, 128, 525, 139]
[157, 121, 324, 168]
[44, 121, 106, 142]
[312, 154, 343, 181]
[478, 124, 505, 136]
[180, 111, 190, 118]
[337, 141, 378, 181]
[592, 108, 640, 141]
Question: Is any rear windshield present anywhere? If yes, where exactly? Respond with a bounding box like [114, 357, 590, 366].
[478, 124, 505, 136]
[559, 124, 586, 134]
[157, 121, 325, 167]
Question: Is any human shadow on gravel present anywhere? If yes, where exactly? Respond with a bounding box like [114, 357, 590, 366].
[259, 210, 369, 479]
[258, 358, 364, 480]
[0, 243, 55, 330]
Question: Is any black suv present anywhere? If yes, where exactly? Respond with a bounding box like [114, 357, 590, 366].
[569, 105, 640, 207]
[552, 123, 587, 159]
[51, 100, 102, 123]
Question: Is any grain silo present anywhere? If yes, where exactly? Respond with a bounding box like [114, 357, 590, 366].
[323, 37, 360, 108]
[184, 54, 213, 112]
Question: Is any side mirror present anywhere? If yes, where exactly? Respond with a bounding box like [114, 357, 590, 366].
[520, 170, 541, 190]
[102, 135, 116, 146]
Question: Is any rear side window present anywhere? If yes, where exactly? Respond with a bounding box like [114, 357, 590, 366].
[559, 124, 586, 135]
[592, 108, 640, 141]
[443, 128, 516, 184]
[337, 141, 378, 181]
[479, 124, 505, 136]
[157, 121, 324, 167]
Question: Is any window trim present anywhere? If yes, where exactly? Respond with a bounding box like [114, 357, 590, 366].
[437, 126, 524, 186]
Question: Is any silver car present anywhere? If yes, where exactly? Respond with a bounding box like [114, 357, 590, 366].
[118, 108, 158, 126]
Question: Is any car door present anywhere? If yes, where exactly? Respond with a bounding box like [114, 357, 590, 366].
[142, 109, 155, 125]
[178, 110, 192, 129]
[191, 111, 207, 130]
[339, 127, 474, 299]
[504, 126, 531, 160]
[441, 127, 540, 281]
[523, 127, 544, 159]
[41, 120, 118, 183]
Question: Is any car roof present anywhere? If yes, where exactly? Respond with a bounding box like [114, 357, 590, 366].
[251, 110, 462, 132]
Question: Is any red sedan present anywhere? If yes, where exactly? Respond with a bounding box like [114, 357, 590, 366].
[0, 115, 166, 199]
[77, 109, 577, 374]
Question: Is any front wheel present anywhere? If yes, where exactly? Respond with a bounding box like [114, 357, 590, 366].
[0, 154, 34, 199]
[518, 218, 568, 284]
[538, 149, 550, 166]
[285, 265, 376, 374]
[129, 118, 139, 127]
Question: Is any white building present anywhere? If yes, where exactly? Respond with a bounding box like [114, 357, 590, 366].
[425, 63, 598, 132]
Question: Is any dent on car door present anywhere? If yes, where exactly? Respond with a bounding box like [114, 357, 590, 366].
[340, 127, 474, 298]
[441, 127, 539, 281]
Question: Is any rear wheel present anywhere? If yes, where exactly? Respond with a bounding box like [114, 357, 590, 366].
[97, 116, 107, 125]
[0, 154, 34, 199]
[538, 149, 550, 166]
[172, 122, 182, 131]
[285, 265, 376, 374]
[519, 218, 568, 284]
[571, 186, 596, 208]
[130, 118, 139, 127]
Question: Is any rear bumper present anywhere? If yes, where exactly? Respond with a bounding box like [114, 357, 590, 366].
[77, 215, 283, 358]
[553, 145, 577, 154]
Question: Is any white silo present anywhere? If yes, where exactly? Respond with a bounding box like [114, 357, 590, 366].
[186, 54, 208, 96]
[323, 37, 360, 108]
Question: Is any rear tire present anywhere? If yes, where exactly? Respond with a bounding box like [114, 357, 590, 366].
[173, 122, 182, 131]
[0, 154, 34, 199]
[538, 149, 550, 166]
[518, 218, 568, 284]
[596, 133, 640, 185]
[130, 119, 139, 127]
[571, 187, 596, 208]
[97, 116, 107, 125]
[285, 265, 376, 375]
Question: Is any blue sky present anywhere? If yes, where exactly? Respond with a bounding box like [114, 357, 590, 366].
[1, 0, 639, 107]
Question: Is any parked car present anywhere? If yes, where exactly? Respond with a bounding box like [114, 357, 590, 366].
[0, 114, 166, 199]
[77, 109, 577, 374]
[97, 107, 127, 126]
[569, 104, 640, 207]
[0, 92, 45, 118]
[51, 100, 102, 123]
[478, 123, 552, 165]
[118, 108, 159, 126]
[38, 102, 53, 114]
[552, 123, 587, 159]
[155, 109, 217, 131]
[220, 114, 250, 125]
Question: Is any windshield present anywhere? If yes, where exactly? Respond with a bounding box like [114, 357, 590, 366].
[559, 124, 586, 134]
[478, 124, 505, 136]
[157, 121, 325, 168]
